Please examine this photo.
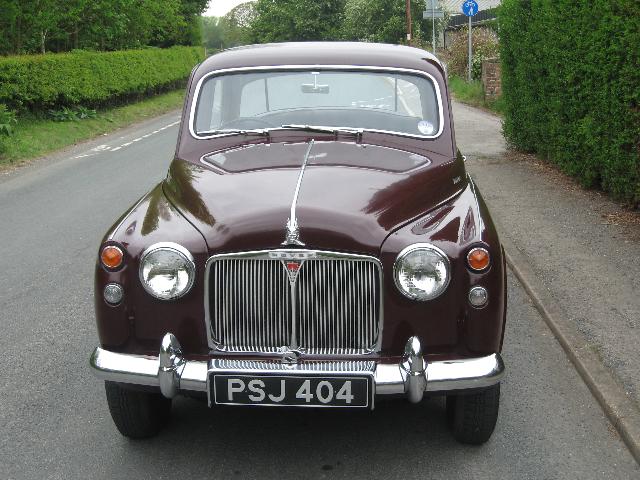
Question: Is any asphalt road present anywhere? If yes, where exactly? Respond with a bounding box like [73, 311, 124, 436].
[454, 100, 640, 410]
[1, 110, 638, 479]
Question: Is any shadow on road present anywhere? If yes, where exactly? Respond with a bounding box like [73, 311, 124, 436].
[122, 395, 458, 477]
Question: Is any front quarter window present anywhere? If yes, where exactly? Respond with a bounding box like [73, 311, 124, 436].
[193, 68, 441, 138]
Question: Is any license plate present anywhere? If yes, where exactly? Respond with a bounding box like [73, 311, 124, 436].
[212, 374, 372, 408]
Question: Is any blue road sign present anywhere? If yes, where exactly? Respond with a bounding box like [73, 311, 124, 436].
[462, 0, 479, 16]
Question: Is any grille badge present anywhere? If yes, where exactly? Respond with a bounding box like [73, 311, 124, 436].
[269, 251, 317, 260]
[283, 260, 303, 284]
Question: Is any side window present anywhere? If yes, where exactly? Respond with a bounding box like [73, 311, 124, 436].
[240, 79, 267, 117]
[396, 79, 422, 117]
[211, 79, 224, 129]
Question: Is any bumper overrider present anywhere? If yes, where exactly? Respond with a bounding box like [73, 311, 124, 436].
[90, 333, 504, 405]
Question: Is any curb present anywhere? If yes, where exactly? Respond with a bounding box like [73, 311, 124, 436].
[501, 231, 640, 465]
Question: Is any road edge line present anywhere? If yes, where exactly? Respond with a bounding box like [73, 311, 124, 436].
[501, 233, 640, 465]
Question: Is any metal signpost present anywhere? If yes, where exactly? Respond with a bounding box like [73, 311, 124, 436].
[406, 0, 412, 44]
[423, 0, 444, 55]
[462, 0, 479, 82]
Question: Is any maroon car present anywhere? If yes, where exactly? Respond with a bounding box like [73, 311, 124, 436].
[90, 42, 506, 444]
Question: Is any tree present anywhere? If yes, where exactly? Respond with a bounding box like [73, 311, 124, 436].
[202, 17, 225, 51]
[177, 0, 209, 46]
[18, 0, 64, 53]
[249, 0, 345, 43]
[0, 0, 208, 55]
[221, 2, 256, 47]
[0, 0, 21, 54]
[341, 0, 426, 44]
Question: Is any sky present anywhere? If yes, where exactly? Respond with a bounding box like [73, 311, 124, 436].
[204, 0, 254, 17]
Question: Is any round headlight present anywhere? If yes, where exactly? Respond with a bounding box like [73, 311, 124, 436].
[394, 244, 451, 301]
[139, 243, 195, 300]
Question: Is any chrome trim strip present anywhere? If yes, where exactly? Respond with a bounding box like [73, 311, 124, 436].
[89, 338, 504, 400]
[283, 139, 314, 246]
[203, 249, 384, 356]
[188, 65, 445, 141]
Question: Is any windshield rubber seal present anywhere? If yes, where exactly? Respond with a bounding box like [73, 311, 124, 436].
[188, 65, 445, 141]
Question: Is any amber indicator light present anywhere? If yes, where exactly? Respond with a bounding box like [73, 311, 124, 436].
[467, 248, 490, 271]
[101, 245, 124, 269]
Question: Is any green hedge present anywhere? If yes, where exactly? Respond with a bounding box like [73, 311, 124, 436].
[0, 46, 204, 112]
[499, 1, 640, 203]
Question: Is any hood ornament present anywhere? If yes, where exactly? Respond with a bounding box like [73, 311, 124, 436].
[284, 220, 303, 246]
[282, 140, 315, 246]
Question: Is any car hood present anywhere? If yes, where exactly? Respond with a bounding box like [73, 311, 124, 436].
[163, 141, 466, 256]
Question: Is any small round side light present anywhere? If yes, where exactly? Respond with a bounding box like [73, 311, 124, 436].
[467, 247, 490, 271]
[469, 286, 489, 308]
[104, 283, 124, 305]
[101, 245, 124, 270]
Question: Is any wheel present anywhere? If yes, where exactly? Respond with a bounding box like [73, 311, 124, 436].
[104, 381, 172, 439]
[446, 383, 500, 445]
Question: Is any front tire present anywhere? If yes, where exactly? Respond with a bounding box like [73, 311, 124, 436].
[105, 381, 172, 439]
[446, 383, 500, 445]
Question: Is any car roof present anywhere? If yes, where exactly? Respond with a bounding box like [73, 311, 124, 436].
[196, 42, 445, 78]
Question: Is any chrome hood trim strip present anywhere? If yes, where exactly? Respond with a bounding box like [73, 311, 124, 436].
[282, 139, 314, 246]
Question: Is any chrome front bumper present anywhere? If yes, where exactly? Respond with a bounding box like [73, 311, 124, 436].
[90, 334, 504, 404]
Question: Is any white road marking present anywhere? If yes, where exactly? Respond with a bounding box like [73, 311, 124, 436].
[70, 119, 180, 159]
[71, 144, 110, 159]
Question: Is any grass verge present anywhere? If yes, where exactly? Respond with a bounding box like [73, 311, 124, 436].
[0, 89, 184, 167]
[448, 76, 505, 114]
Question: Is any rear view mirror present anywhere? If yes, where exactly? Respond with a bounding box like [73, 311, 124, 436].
[301, 71, 330, 94]
[301, 84, 329, 94]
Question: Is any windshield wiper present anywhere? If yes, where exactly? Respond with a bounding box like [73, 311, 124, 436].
[197, 128, 271, 138]
[280, 124, 364, 143]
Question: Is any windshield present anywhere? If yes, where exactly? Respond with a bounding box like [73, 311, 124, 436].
[193, 69, 441, 138]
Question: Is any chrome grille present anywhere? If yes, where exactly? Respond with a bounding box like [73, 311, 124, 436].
[206, 250, 382, 355]
[296, 260, 379, 355]
[213, 359, 376, 372]
[209, 259, 292, 352]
